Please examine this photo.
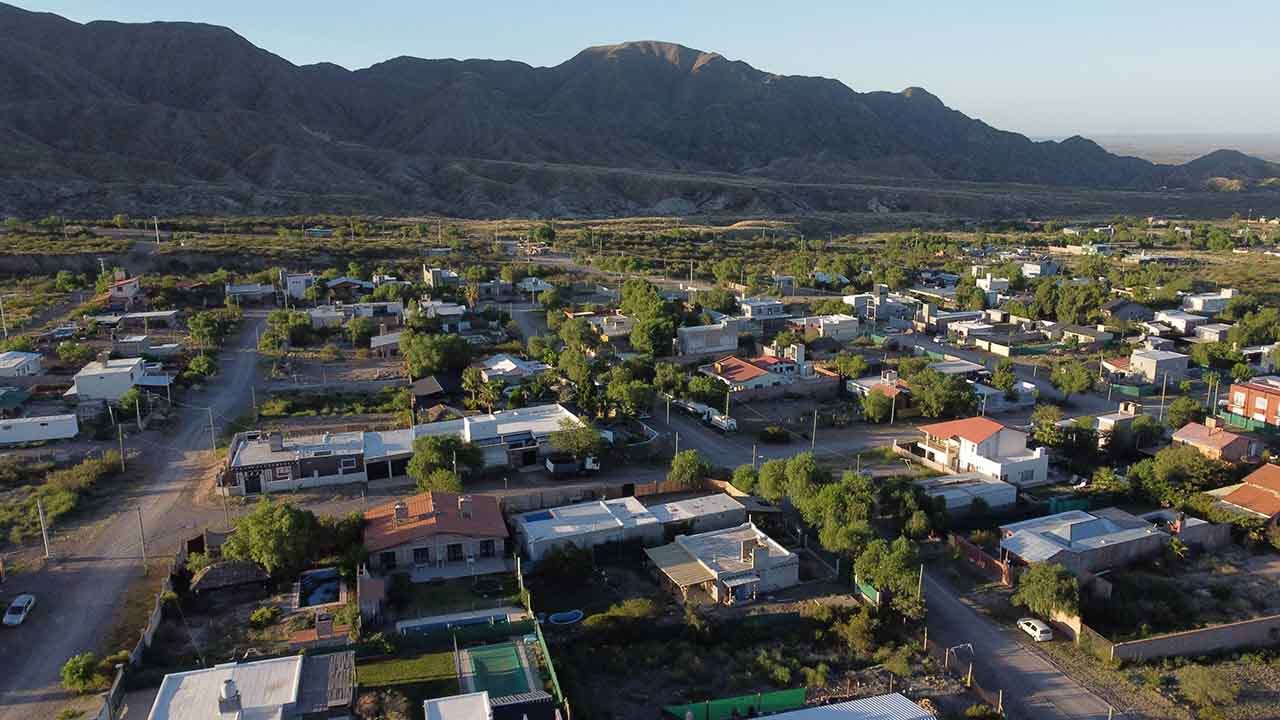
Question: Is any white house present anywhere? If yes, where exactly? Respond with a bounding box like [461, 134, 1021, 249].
[739, 298, 789, 321]
[515, 497, 663, 564]
[0, 414, 78, 445]
[646, 522, 799, 605]
[676, 319, 739, 358]
[70, 356, 145, 402]
[791, 314, 861, 342]
[1182, 289, 1237, 315]
[517, 276, 554, 294]
[1021, 261, 1059, 278]
[281, 271, 315, 300]
[913, 416, 1048, 487]
[0, 351, 42, 378]
[914, 472, 1017, 512]
[1129, 349, 1189, 384]
[477, 354, 549, 383]
[146, 653, 355, 720]
[1154, 309, 1208, 336]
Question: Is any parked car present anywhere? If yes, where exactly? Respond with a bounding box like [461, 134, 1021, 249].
[1017, 617, 1052, 642]
[3, 594, 35, 627]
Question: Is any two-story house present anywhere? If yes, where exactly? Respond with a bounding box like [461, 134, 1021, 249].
[913, 416, 1048, 487]
[1227, 376, 1280, 429]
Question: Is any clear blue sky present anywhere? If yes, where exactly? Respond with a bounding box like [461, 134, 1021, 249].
[25, 0, 1279, 137]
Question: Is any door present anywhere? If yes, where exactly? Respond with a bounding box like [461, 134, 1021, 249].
[244, 471, 262, 494]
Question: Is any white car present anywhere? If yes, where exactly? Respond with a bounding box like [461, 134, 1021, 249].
[1017, 617, 1052, 642]
[3, 594, 35, 627]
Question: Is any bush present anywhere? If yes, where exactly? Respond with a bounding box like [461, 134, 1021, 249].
[60, 652, 107, 694]
[249, 606, 280, 629]
[963, 703, 1000, 720]
[758, 426, 790, 443]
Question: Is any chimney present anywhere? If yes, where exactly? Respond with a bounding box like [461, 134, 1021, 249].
[315, 610, 334, 638]
[393, 501, 409, 524]
[218, 679, 241, 714]
[458, 496, 473, 520]
[1204, 416, 1219, 430]
[113, 268, 126, 282]
[379, 323, 388, 338]
[752, 545, 768, 570]
[268, 433, 284, 452]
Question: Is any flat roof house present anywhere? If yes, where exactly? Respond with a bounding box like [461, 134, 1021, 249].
[1182, 288, 1237, 315]
[676, 318, 739, 359]
[223, 431, 367, 495]
[1100, 298, 1154, 322]
[0, 351, 42, 378]
[69, 356, 145, 402]
[739, 298, 789, 321]
[515, 497, 662, 564]
[999, 508, 1169, 576]
[646, 522, 798, 605]
[477, 354, 550, 383]
[1226, 375, 1280, 429]
[409, 403, 586, 469]
[146, 652, 355, 720]
[1154, 309, 1208, 336]
[364, 493, 509, 580]
[1129, 349, 1189, 384]
[914, 472, 1017, 513]
[646, 494, 748, 536]
[0, 414, 78, 445]
[912, 416, 1048, 487]
[790, 314, 861, 342]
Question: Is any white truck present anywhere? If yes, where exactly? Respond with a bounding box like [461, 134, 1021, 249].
[667, 395, 738, 432]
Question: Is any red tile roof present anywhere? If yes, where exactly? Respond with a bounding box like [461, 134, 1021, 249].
[364, 492, 507, 553]
[1172, 422, 1245, 451]
[918, 416, 1006, 444]
[710, 356, 769, 383]
[1223, 483, 1280, 518]
[1243, 464, 1280, 494]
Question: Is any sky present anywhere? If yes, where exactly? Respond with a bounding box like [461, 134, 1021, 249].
[24, 0, 1280, 137]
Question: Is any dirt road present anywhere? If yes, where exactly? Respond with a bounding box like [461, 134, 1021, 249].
[0, 316, 264, 720]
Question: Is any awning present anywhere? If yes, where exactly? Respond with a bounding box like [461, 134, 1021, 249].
[137, 375, 172, 387]
[722, 574, 760, 588]
[645, 543, 714, 588]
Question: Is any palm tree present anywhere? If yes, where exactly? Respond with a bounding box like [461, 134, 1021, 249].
[464, 283, 480, 309]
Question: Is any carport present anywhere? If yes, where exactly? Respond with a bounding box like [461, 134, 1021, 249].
[645, 543, 714, 600]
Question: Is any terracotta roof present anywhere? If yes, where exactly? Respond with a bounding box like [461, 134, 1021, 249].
[918, 416, 1006, 444]
[1243, 464, 1280, 494]
[1173, 422, 1246, 451]
[1103, 357, 1130, 370]
[1222, 484, 1280, 518]
[709, 356, 769, 382]
[364, 492, 508, 553]
[870, 383, 905, 399]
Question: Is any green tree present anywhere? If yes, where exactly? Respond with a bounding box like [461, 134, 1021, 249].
[54, 270, 79, 292]
[222, 499, 319, 576]
[416, 468, 462, 494]
[402, 331, 471, 377]
[629, 315, 675, 356]
[605, 377, 655, 418]
[831, 353, 868, 379]
[668, 449, 710, 489]
[1050, 360, 1094, 403]
[56, 340, 93, 366]
[112, 213, 129, 229]
[757, 459, 788, 503]
[117, 387, 142, 418]
[60, 652, 104, 693]
[653, 362, 685, 396]
[557, 346, 593, 387]
[1031, 403, 1065, 447]
[913, 370, 976, 418]
[731, 464, 758, 493]
[991, 358, 1017, 392]
[854, 536, 925, 620]
[346, 316, 376, 348]
[1166, 396, 1205, 429]
[1179, 665, 1239, 714]
[862, 388, 893, 423]
[407, 435, 483, 484]
[1011, 562, 1079, 618]
[549, 418, 603, 458]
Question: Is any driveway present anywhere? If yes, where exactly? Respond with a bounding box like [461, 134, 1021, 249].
[923, 573, 1112, 720]
[0, 318, 264, 720]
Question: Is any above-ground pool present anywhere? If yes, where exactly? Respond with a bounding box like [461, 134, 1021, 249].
[298, 568, 341, 607]
[548, 610, 583, 625]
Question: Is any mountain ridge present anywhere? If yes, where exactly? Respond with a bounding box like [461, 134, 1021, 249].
[0, 3, 1275, 218]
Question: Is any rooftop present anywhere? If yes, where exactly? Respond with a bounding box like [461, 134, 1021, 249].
[0, 351, 40, 369]
[412, 403, 581, 445]
[927, 359, 985, 375]
[1131, 349, 1188, 362]
[647, 494, 746, 525]
[1000, 508, 1163, 563]
[917, 416, 1006, 444]
[74, 357, 143, 376]
[231, 431, 364, 468]
[1234, 376, 1280, 394]
[424, 691, 492, 720]
[517, 497, 657, 545]
[760, 693, 933, 720]
[1172, 422, 1246, 451]
[147, 652, 354, 720]
[365, 492, 507, 552]
[706, 356, 770, 383]
[676, 522, 793, 577]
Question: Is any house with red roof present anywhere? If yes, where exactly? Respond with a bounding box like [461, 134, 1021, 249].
[364, 492, 509, 581]
[911, 416, 1048, 487]
[1171, 420, 1260, 464]
[1212, 464, 1280, 521]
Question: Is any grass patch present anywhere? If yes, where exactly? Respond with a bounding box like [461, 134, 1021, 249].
[357, 651, 460, 707]
[397, 575, 522, 619]
[259, 387, 410, 418]
[0, 452, 124, 547]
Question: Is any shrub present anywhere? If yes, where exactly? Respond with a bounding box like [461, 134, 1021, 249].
[758, 426, 790, 443]
[249, 606, 280, 629]
[60, 652, 107, 694]
[963, 703, 1000, 720]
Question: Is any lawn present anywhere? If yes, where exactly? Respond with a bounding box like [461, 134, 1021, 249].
[398, 575, 522, 620]
[357, 650, 460, 701]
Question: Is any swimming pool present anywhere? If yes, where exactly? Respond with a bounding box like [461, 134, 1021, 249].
[297, 568, 341, 607]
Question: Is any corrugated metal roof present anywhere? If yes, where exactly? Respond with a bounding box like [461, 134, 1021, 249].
[645, 543, 714, 588]
[762, 692, 934, 720]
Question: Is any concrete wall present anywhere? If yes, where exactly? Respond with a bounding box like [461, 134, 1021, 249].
[729, 374, 839, 402]
[1111, 613, 1280, 662]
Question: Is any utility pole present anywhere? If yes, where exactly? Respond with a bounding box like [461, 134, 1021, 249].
[36, 498, 50, 559]
[136, 506, 148, 573]
[153, 216, 161, 246]
[810, 409, 818, 451]
[751, 443, 758, 470]
[221, 489, 231, 530]
[118, 425, 126, 472]
[0, 294, 7, 338]
[1158, 372, 1169, 422]
[890, 394, 898, 424]
[917, 564, 924, 600]
[674, 431, 680, 456]
[208, 407, 217, 452]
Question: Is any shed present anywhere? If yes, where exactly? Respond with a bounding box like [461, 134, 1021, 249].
[190, 560, 270, 595]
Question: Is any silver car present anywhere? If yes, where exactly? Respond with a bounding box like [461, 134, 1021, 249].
[3, 594, 35, 627]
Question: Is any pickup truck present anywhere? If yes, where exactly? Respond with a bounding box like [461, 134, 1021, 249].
[544, 454, 601, 477]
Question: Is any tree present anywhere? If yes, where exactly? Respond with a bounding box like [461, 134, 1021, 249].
[653, 362, 684, 396]
[462, 367, 485, 405]
[605, 376, 654, 418]
[54, 270, 79, 292]
[991, 358, 1017, 392]
[112, 213, 129, 229]
[402, 331, 471, 377]
[630, 315, 674, 356]
[913, 370, 976, 418]
[1131, 445, 1231, 505]
[416, 468, 462, 494]
[1030, 403, 1065, 447]
[668, 449, 709, 489]
[56, 340, 93, 366]
[1051, 360, 1094, 403]
[549, 418, 603, 458]
[757, 459, 788, 503]
[854, 536, 925, 620]
[731, 464, 758, 493]
[686, 375, 724, 404]
[222, 499, 319, 576]
[558, 317, 596, 351]
[117, 387, 142, 418]
[1231, 362, 1254, 383]
[557, 346, 592, 387]
[60, 652, 104, 693]
[1011, 562, 1079, 618]
[407, 435, 482, 485]
[831, 353, 868, 379]
[477, 379, 504, 413]
[537, 286, 566, 310]
[862, 388, 893, 423]
[346, 316, 376, 348]
[1166, 396, 1205, 429]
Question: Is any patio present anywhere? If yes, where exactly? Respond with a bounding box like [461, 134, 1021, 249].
[409, 557, 513, 583]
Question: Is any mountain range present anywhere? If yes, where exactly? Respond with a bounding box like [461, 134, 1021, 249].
[1, 2, 1277, 219]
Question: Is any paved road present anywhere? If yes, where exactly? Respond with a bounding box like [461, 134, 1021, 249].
[923, 573, 1112, 720]
[0, 317, 264, 720]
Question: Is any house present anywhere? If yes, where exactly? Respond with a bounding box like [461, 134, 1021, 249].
[0, 386, 30, 418]
[847, 370, 910, 404]
[1154, 309, 1208, 336]
[1241, 343, 1279, 374]
[915, 304, 984, 334]
[1100, 298, 1154, 323]
[1129, 349, 1189, 384]
[914, 473, 1017, 513]
[224, 283, 276, 304]
[69, 356, 145, 402]
[281, 271, 316, 300]
[0, 351, 42, 377]
[0, 414, 78, 445]
[790, 314, 861, 342]
[419, 300, 470, 333]
[645, 522, 799, 605]
[517, 277, 553, 294]
[700, 356, 784, 392]
[738, 298, 789, 321]
[423, 267, 460, 289]
[1021, 260, 1059, 278]
[1056, 325, 1114, 348]
[646, 494, 748, 536]
[1182, 288, 1237, 315]
[1172, 420, 1259, 464]
[975, 274, 1010, 305]
[587, 313, 635, 342]
[515, 497, 663, 564]
[325, 276, 374, 300]
[750, 693, 933, 720]
[364, 492, 508, 578]
[1194, 323, 1234, 344]
[87, 309, 181, 331]
[1226, 375, 1280, 428]
[223, 431, 367, 495]
[308, 306, 346, 329]
[106, 271, 143, 310]
[842, 285, 919, 329]
[189, 560, 270, 597]
[478, 354, 550, 384]
[676, 318, 740, 359]
[911, 416, 1049, 487]
[406, 403, 589, 469]
[145, 652, 355, 720]
[999, 508, 1170, 576]
[1058, 401, 1144, 450]
[424, 691, 494, 720]
[370, 331, 402, 358]
[973, 381, 1037, 413]
[926, 358, 986, 379]
[1212, 464, 1280, 520]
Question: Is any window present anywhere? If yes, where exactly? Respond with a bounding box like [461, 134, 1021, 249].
[412, 547, 431, 565]
[1257, 397, 1269, 411]
[1019, 470, 1035, 484]
[479, 540, 496, 558]
[1234, 392, 1246, 406]
[274, 467, 290, 479]
[447, 543, 464, 562]
[380, 551, 396, 569]
[340, 457, 357, 471]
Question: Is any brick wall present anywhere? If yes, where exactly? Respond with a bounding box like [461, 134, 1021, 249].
[1111, 613, 1280, 662]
